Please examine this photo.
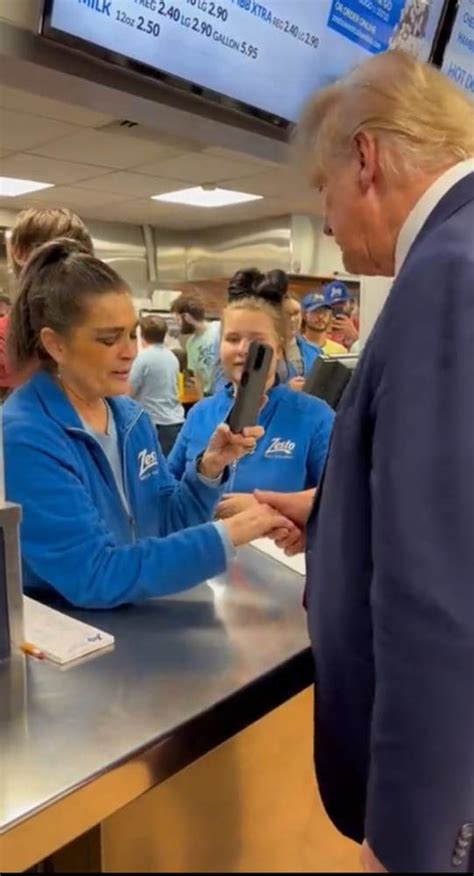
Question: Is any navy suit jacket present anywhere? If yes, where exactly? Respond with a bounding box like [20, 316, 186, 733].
[306, 174, 474, 872]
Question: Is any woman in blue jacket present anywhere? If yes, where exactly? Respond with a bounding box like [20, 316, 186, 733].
[282, 294, 320, 388]
[3, 240, 293, 609]
[168, 285, 335, 518]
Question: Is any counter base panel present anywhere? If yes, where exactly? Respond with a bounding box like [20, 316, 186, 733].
[99, 687, 359, 873]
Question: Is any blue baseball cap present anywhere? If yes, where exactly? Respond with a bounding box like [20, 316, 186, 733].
[301, 292, 330, 313]
[323, 281, 350, 306]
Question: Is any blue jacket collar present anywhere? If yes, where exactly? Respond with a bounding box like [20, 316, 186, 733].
[29, 370, 142, 436]
[297, 334, 320, 356]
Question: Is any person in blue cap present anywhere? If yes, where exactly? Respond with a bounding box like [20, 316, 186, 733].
[301, 291, 348, 356]
[323, 280, 359, 349]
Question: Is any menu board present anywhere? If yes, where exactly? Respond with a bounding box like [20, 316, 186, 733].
[44, 0, 446, 123]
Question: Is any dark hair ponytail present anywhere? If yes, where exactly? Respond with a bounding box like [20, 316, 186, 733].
[7, 238, 129, 371]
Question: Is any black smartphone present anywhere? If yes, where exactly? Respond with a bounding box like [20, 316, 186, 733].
[226, 340, 273, 433]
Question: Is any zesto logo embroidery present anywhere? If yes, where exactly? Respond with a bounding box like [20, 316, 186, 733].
[264, 437, 296, 458]
[138, 449, 158, 479]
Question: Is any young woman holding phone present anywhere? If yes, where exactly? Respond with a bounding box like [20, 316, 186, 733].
[168, 272, 334, 518]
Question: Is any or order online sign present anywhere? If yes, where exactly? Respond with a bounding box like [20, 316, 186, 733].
[442, 0, 474, 98]
[327, 0, 444, 58]
[327, 0, 407, 53]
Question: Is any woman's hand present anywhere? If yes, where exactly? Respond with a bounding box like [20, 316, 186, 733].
[222, 503, 298, 547]
[288, 376, 306, 392]
[198, 423, 264, 479]
[216, 493, 258, 519]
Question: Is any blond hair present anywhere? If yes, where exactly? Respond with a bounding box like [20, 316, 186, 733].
[10, 208, 93, 276]
[223, 296, 286, 351]
[295, 50, 474, 186]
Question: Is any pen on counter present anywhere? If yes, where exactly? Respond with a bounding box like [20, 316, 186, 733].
[21, 642, 45, 660]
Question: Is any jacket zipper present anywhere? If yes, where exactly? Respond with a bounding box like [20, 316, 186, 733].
[69, 411, 142, 542]
[121, 409, 142, 543]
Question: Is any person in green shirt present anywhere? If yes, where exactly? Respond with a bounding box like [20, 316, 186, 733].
[171, 294, 220, 397]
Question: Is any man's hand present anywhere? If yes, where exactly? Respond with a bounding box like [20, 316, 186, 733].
[199, 423, 264, 479]
[254, 489, 316, 528]
[254, 489, 315, 555]
[361, 841, 387, 873]
[216, 493, 258, 519]
[333, 314, 359, 345]
[222, 503, 298, 548]
[274, 527, 305, 556]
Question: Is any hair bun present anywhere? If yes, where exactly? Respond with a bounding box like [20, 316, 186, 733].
[228, 267, 288, 304]
[227, 268, 264, 301]
[255, 269, 288, 304]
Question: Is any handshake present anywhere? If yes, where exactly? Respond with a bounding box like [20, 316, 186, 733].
[199, 421, 315, 554]
[217, 488, 315, 555]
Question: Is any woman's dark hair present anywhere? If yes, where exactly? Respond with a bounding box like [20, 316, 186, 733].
[8, 238, 129, 371]
[227, 268, 289, 305]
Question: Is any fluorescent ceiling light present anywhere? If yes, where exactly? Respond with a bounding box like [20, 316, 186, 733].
[0, 177, 54, 197]
[151, 186, 262, 208]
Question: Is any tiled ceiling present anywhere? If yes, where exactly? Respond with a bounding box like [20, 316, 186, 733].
[0, 85, 322, 229]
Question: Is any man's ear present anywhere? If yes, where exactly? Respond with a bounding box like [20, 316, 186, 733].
[8, 243, 27, 276]
[353, 132, 377, 193]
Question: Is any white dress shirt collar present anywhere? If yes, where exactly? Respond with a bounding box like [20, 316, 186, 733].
[395, 158, 474, 275]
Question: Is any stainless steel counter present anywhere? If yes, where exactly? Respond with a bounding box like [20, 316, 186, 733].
[0, 547, 312, 872]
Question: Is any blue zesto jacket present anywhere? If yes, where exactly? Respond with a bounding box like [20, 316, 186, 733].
[4, 371, 228, 609]
[168, 382, 334, 492]
[288, 334, 320, 379]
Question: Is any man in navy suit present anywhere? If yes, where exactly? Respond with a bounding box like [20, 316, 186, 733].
[258, 50, 474, 872]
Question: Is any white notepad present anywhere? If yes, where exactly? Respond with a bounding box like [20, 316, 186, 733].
[23, 596, 115, 665]
[250, 538, 306, 576]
